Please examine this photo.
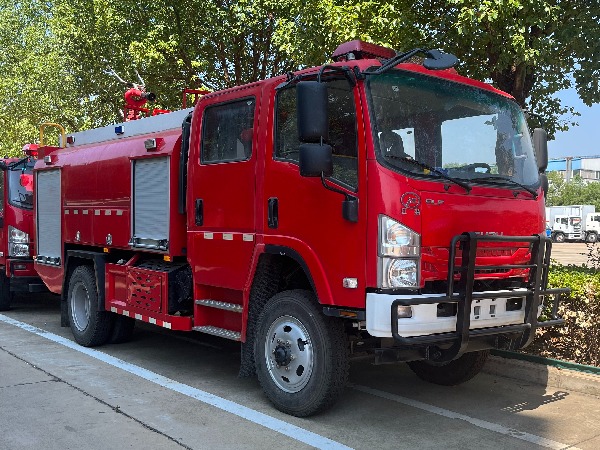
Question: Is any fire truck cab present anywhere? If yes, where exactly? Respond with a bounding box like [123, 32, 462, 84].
[0, 146, 47, 311]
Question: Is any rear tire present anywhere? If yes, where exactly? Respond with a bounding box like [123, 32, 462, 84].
[407, 350, 489, 386]
[0, 272, 13, 311]
[67, 265, 113, 347]
[254, 290, 348, 417]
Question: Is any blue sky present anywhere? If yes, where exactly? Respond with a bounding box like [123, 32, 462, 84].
[548, 88, 600, 159]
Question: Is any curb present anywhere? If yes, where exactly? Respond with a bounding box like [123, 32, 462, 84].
[482, 353, 600, 397]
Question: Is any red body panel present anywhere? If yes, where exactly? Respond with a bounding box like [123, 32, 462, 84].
[35, 128, 188, 296]
[365, 162, 543, 289]
[52, 130, 186, 254]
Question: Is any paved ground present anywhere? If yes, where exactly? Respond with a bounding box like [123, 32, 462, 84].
[1, 293, 600, 450]
[550, 242, 592, 267]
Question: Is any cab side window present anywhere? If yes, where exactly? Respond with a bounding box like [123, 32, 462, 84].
[275, 80, 358, 190]
[201, 98, 255, 163]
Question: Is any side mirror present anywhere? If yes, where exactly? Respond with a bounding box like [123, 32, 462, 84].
[540, 173, 549, 198]
[533, 128, 548, 173]
[423, 50, 458, 70]
[297, 81, 328, 142]
[299, 143, 333, 177]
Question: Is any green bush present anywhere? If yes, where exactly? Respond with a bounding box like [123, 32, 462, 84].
[528, 263, 600, 366]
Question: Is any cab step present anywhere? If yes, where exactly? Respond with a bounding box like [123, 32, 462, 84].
[193, 325, 241, 341]
[195, 299, 243, 313]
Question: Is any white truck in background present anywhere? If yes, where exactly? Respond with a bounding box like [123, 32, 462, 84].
[545, 205, 600, 243]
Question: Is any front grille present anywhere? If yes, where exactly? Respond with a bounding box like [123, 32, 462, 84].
[476, 248, 517, 257]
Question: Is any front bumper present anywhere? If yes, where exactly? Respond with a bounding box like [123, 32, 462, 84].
[6, 259, 48, 293]
[367, 233, 568, 362]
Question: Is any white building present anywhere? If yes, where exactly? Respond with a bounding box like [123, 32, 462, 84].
[546, 156, 600, 182]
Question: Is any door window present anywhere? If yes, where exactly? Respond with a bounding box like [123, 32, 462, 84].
[201, 98, 255, 163]
[275, 80, 358, 190]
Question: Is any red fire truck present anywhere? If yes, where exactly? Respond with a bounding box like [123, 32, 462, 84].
[33, 41, 566, 416]
[0, 147, 47, 311]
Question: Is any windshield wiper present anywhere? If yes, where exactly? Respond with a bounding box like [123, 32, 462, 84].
[386, 155, 471, 193]
[475, 175, 538, 199]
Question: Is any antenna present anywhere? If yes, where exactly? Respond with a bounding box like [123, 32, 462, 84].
[106, 66, 129, 85]
[134, 68, 145, 87]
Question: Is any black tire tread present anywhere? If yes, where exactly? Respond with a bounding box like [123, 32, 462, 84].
[254, 289, 348, 417]
[239, 256, 282, 377]
[0, 272, 12, 311]
[407, 350, 489, 386]
[68, 265, 113, 347]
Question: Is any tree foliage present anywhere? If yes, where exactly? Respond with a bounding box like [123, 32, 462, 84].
[546, 171, 600, 210]
[0, 1, 80, 156]
[0, 0, 598, 156]
[276, 1, 599, 136]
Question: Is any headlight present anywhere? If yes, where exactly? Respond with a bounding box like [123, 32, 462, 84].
[379, 216, 419, 257]
[378, 216, 420, 289]
[8, 226, 30, 257]
[384, 258, 418, 288]
[9, 226, 29, 243]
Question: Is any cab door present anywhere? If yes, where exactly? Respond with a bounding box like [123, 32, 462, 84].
[187, 90, 260, 299]
[262, 79, 368, 308]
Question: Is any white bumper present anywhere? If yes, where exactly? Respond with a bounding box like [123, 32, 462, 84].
[366, 289, 531, 338]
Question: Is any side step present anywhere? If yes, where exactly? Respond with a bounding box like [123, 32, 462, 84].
[193, 325, 241, 341]
[195, 299, 243, 313]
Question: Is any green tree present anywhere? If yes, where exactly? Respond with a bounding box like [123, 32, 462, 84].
[277, 1, 599, 137]
[0, 1, 80, 157]
[51, 0, 303, 117]
[416, 0, 600, 137]
[0, 0, 598, 155]
[546, 171, 600, 211]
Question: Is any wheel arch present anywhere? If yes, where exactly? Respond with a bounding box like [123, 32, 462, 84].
[63, 249, 107, 311]
[239, 245, 325, 378]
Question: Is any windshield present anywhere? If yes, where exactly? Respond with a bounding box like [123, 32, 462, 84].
[8, 164, 34, 210]
[367, 70, 539, 187]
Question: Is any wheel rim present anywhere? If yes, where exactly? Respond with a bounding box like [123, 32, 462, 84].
[556, 234, 564, 242]
[70, 282, 91, 332]
[264, 315, 314, 393]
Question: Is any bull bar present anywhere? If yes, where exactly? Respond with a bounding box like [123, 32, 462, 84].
[390, 232, 568, 362]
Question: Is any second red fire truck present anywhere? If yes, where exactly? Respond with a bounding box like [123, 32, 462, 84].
[0, 147, 46, 311]
[32, 41, 566, 416]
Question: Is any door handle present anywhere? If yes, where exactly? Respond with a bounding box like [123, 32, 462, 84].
[195, 199, 203, 226]
[268, 197, 278, 229]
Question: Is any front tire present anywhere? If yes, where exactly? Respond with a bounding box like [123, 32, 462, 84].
[553, 232, 566, 243]
[407, 350, 489, 386]
[254, 290, 348, 417]
[586, 233, 598, 243]
[0, 272, 13, 311]
[67, 265, 113, 347]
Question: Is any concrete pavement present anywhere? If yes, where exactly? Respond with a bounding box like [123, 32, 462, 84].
[2, 293, 600, 450]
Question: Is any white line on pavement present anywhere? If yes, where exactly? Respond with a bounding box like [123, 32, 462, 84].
[352, 384, 580, 450]
[0, 314, 352, 450]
